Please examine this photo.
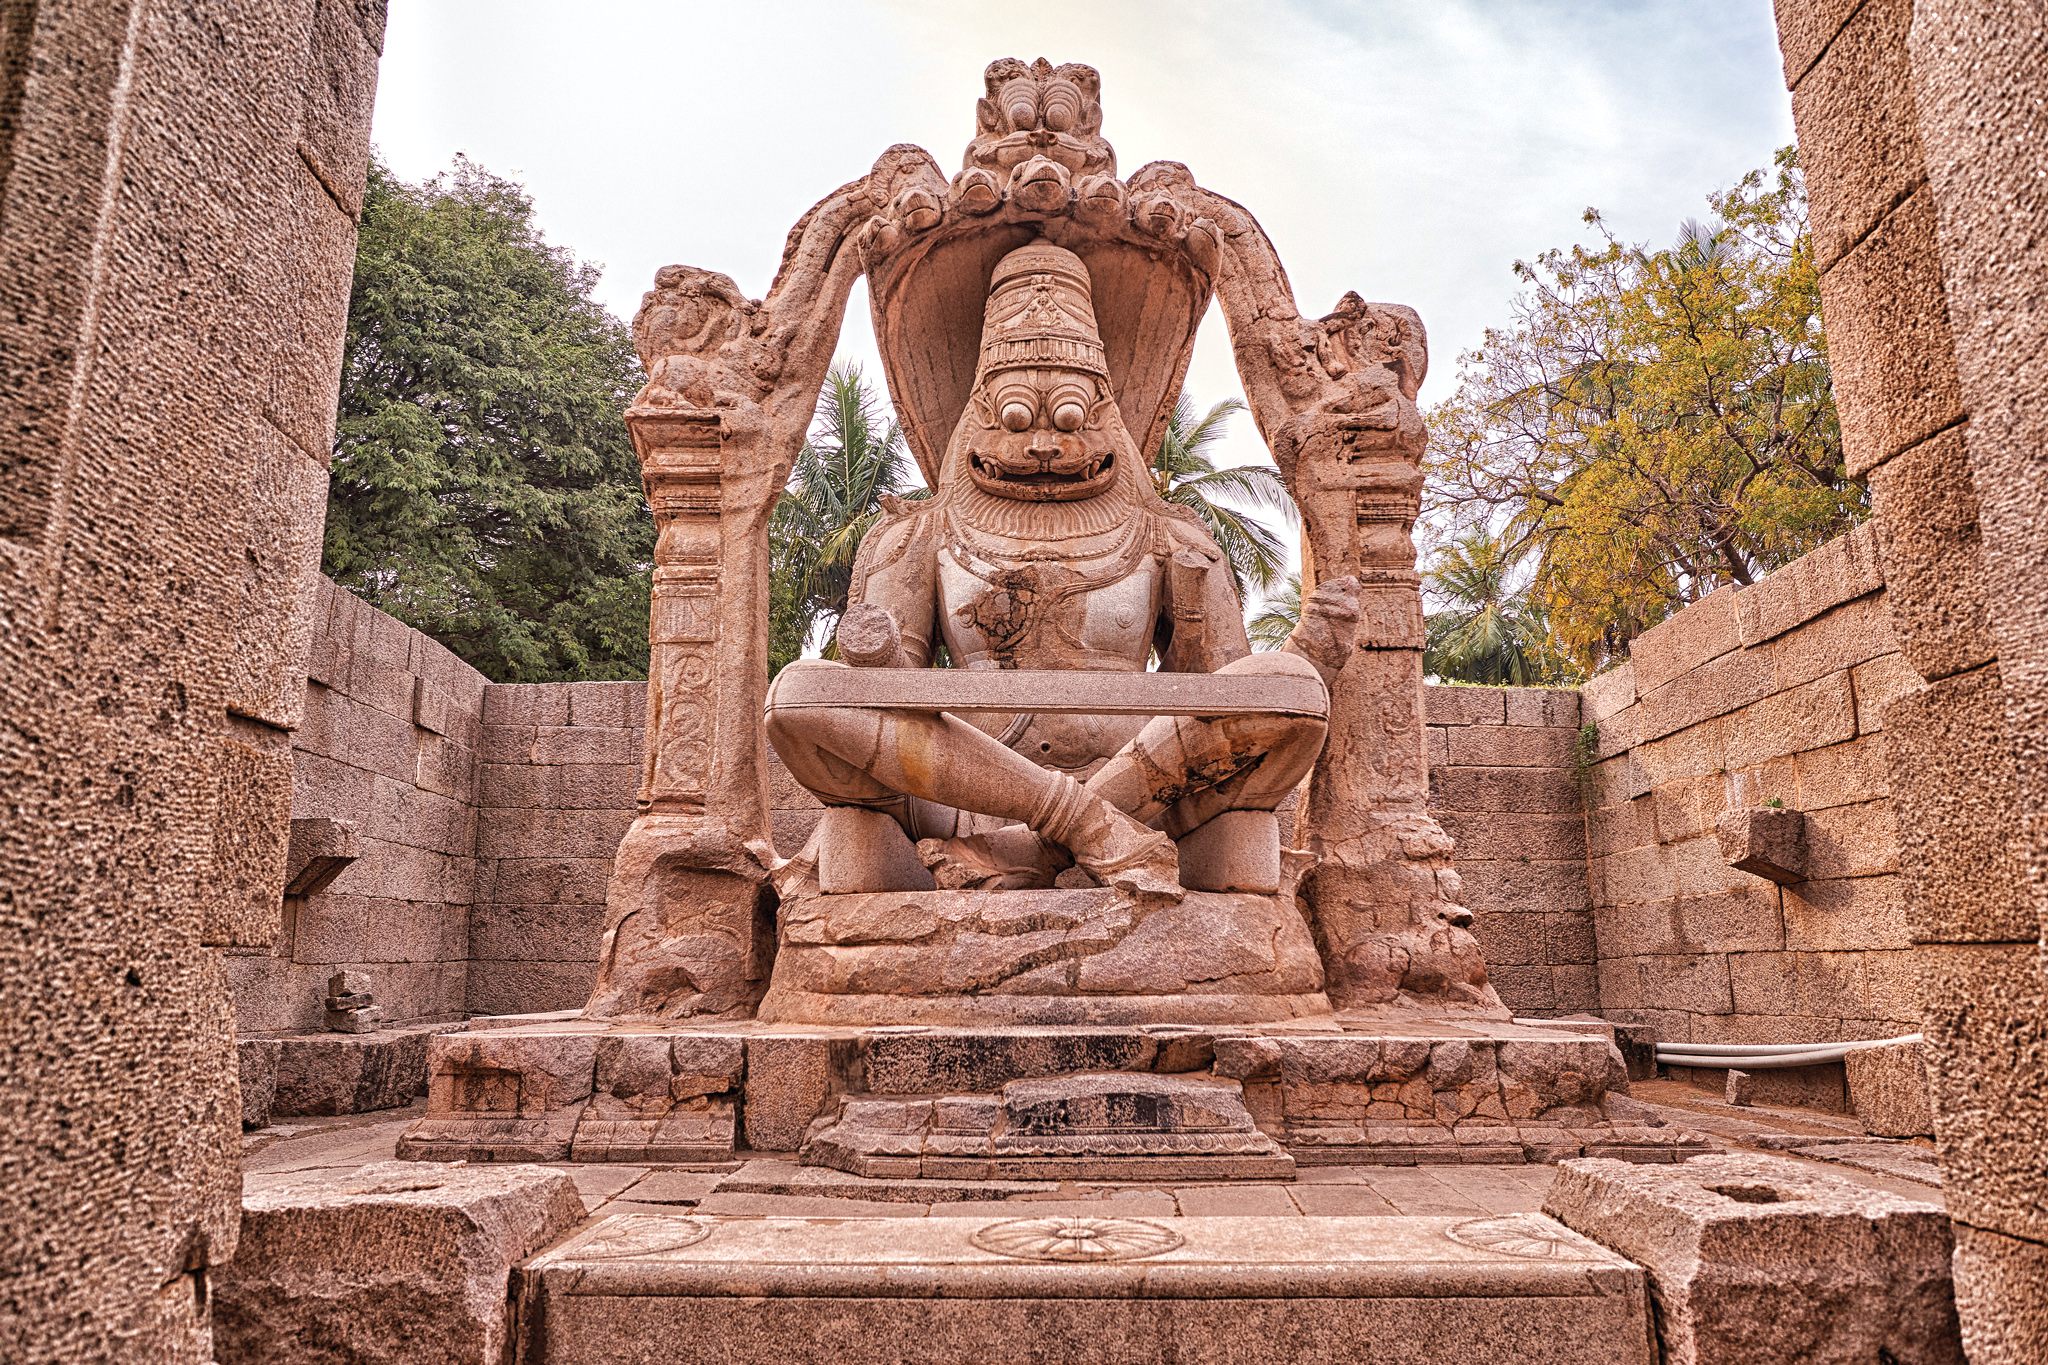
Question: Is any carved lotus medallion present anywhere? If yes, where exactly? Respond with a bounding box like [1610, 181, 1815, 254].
[970, 1216, 1184, 1262]
[1446, 1215, 1589, 1259]
[568, 1214, 714, 1259]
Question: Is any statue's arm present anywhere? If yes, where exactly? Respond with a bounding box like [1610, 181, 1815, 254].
[841, 513, 939, 668]
[1157, 531, 1251, 674]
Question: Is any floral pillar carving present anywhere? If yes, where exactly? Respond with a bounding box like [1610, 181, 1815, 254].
[638, 412, 727, 813]
[1185, 187, 1505, 1016]
[581, 168, 881, 1020]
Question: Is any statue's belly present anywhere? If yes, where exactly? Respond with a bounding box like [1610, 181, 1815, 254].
[937, 551, 1159, 770]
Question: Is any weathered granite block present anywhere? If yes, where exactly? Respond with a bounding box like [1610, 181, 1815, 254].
[238, 1038, 281, 1130]
[284, 816, 362, 895]
[216, 1162, 583, 1365]
[1544, 1154, 1961, 1364]
[1715, 807, 1807, 885]
[270, 1024, 456, 1116]
[1845, 1037, 1933, 1137]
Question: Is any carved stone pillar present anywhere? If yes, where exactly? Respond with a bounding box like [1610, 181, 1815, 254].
[581, 406, 780, 1020]
[1296, 428, 1495, 1014]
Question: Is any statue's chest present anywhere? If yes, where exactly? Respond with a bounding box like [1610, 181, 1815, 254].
[936, 548, 1160, 669]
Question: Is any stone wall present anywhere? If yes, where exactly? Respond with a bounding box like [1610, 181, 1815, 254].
[471, 680, 642, 1015]
[1425, 686, 1594, 1018]
[242, 590, 1602, 1033]
[0, 2, 385, 1358]
[1772, 0, 2048, 1350]
[230, 579, 485, 1033]
[1581, 522, 1922, 1044]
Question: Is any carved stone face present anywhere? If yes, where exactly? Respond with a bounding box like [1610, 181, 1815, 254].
[964, 366, 1122, 501]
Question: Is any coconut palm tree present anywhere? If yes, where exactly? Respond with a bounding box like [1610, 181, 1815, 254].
[1150, 389, 1296, 602]
[1247, 573, 1301, 650]
[1423, 529, 1567, 685]
[769, 361, 925, 673]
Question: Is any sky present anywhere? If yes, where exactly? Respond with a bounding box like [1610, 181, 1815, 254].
[369, 0, 1796, 573]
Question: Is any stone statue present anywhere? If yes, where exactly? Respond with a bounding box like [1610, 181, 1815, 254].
[577, 55, 1504, 1024]
[401, 57, 1688, 1177]
[766, 240, 1359, 904]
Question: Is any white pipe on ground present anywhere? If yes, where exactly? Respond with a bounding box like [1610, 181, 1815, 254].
[1654, 1034, 1921, 1070]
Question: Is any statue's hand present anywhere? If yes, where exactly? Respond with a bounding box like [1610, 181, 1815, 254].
[837, 604, 908, 668]
[1283, 576, 1360, 687]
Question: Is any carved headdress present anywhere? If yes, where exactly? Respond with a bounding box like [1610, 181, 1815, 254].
[973, 241, 1109, 384]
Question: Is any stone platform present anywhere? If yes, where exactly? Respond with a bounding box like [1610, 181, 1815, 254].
[515, 1211, 1654, 1365]
[396, 1015, 1711, 1170]
[761, 885, 1332, 1027]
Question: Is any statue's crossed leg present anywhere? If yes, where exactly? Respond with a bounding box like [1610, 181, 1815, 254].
[766, 652, 1328, 900]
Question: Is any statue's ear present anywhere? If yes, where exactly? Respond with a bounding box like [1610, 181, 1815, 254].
[1086, 388, 1117, 428]
[968, 388, 995, 428]
[975, 96, 998, 135]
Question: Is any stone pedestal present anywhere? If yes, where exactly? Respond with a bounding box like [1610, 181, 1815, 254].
[518, 1212, 1654, 1365]
[396, 1016, 1708, 1168]
[761, 886, 1331, 1026]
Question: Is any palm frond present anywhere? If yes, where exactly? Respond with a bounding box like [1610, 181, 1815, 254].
[1152, 387, 1297, 598]
[1247, 573, 1301, 650]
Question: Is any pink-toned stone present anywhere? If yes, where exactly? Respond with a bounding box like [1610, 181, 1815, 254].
[1715, 808, 1808, 886]
[1544, 1154, 1960, 1365]
[215, 1162, 583, 1365]
[1176, 810, 1281, 893]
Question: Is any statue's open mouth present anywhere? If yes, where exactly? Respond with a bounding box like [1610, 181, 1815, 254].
[969, 450, 1117, 501]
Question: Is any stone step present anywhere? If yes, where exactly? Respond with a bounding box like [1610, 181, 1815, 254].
[516, 1211, 1653, 1365]
[398, 1019, 1714, 1167]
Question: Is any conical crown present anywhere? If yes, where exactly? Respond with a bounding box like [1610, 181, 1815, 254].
[975, 242, 1108, 382]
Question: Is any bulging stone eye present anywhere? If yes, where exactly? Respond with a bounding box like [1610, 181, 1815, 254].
[1002, 81, 1040, 131]
[1052, 400, 1086, 432]
[1001, 402, 1034, 432]
[1041, 83, 1081, 132]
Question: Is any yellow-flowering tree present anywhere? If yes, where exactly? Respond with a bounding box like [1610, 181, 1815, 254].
[1426, 147, 1858, 672]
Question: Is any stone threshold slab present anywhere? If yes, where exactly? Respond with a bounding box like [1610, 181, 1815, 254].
[717, 1158, 1064, 1203]
[520, 1212, 1652, 1365]
[768, 666, 1328, 718]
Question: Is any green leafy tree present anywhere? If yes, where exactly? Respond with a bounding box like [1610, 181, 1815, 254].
[324, 156, 652, 682]
[1422, 530, 1573, 685]
[1150, 390, 1295, 601]
[1426, 148, 1855, 673]
[1247, 573, 1302, 650]
[768, 362, 925, 675]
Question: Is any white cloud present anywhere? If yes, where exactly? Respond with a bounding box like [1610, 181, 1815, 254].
[371, 0, 1792, 583]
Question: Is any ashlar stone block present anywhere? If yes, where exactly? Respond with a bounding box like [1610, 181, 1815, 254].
[1715, 808, 1807, 885]
[1845, 1036, 1933, 1137]
[215, 1161, 583, 1365]
[1545, 1153, 1962, 1365]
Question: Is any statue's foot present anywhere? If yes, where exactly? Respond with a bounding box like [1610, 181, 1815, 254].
[1067, 801, 1184, 902]
[917, 831, 1062, 891]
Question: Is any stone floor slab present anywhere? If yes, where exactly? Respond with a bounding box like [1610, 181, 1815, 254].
[623, 1171, 725, 1205]
[694, 1192, 936, 1218]
[1285, 1184, 1400, 1216]
[946, 1191, 1182, 1218]
[1174, 1185, 1302, 1217]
